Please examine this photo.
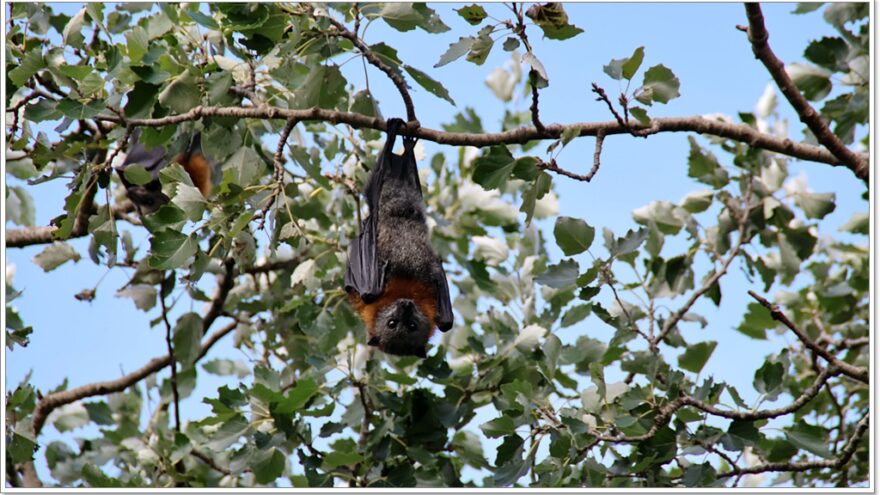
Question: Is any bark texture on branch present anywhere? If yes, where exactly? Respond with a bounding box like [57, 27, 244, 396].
[78, 106, 861, 167]
[742, 3, 869, 184]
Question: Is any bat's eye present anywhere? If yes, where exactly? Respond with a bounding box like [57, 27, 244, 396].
[407, 321, 416, 331]
[387, 319, 397, 328]
[143, 197, 154, 206]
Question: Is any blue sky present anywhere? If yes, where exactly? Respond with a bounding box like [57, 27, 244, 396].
[5, 3, 868, 485]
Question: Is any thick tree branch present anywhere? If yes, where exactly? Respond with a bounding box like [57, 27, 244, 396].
[747, 290, 868, 384]
[742, 3, 869, 184]
[321, 13, 417, 124]
[6, 105, 867, 251]
[80, 106, 860, 167]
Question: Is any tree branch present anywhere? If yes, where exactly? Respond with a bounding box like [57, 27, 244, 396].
[653, 181, 755, 348]
[258, 117, 298, 231]
[80, 107, 861, 168]
[747, 290, 868, 384]
[716, 413, 869, 479]
[741, 3, 869, 184]
[30, 261, 237, 442]
[159, 274, 181, 433]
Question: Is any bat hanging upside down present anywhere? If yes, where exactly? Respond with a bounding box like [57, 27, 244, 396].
[115, 129, 214, 214]
[344, 118, 454, 358]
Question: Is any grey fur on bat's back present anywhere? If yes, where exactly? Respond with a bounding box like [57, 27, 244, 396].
[376, 176, 439, 280]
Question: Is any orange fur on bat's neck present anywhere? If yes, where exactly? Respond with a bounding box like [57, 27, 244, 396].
[350, 278, 438, 338]
[175, 152, 213, 198]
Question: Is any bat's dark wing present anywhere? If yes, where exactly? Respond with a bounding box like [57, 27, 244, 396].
[117, 129, 167, 185]
[435, 262, 454, 332]
[344, 119, 406, 302]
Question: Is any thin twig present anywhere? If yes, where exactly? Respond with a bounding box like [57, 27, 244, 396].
[321, 12, 417, 124]
[160, 273, 182, 433]
[652, 180, 755, 348]
[741, 3, 868, 184]
[747, 291, 868, 384]
[258, 118, 298, 231]
[716, 413, 869, 479]
[592, 83, 657, 137]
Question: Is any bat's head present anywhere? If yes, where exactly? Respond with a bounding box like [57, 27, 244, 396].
[124, 180, 169, 215]
[369, 298, 432, 358]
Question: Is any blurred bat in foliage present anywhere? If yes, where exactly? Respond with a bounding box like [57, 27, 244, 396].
[115, 129, 214, 214]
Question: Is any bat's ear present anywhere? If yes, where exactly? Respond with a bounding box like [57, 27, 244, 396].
[415, 347, 427, 358]
[367, 336, 380, 347]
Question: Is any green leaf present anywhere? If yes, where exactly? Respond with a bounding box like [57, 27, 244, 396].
[520, 171, 552, 224]
[622, 46, 645, 80]
[82, 464, 123, 487]
[678, 341, 717, 374]
[8, 432, 36, 464]
[252, 448, 286, 484]
[222, 146, 262, 188]
[553, 216, 595, 256]
[839, 212, 868, 234]
[7, 186, 35, 227]
[682, 462, 716, 487]
[727, 420, 761, 449]
[349, 89, 380, 117]
[122, 164, 152, 186]
[83, 401, 114, 425]
[158, 70, 201, 114]
[503, 37, 520, 52]
[148, 230, 198, 270]
[275, 378, 319, 414]
[525, 3, 584, 40]
[632, 200, 685, 234]
[434, 36, 475, 68]
[736, 302, 775, 339]
[465, 31, 494, 66]
[379, 3, 449, 33]
[795, 191, 836, 219]
[561, 304, 591, 328]
[686, 137, 728, 189]
[481, 416, 516, 438]
[639, 64, 681, 104]
[172, 313, 204, 367]
[753, 360, 784, 397]
[33, 242, 81, 272]
[57, 99, 105, 120]
[8, 49, 46, 86]
[125, 26, 149, 64]
[184, 8, 219, 29]
[63, 8, 87, 49]
[785, 421, 834, 459]
[202, 358, 250, 378]
[629, 107, 651, 126]
[403, 65, 456, 105]
[680, 190, 714, 213]
[456, 4, 487, 25]
[291, 65, 347, 110]
[472, 146, 515, 190]
[787, 63, 832, 101]
[804, 36, 849, 72]
[535, 259, 579, 289]
[207, 415, 249, 451]
[322, 450, 363, 469]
